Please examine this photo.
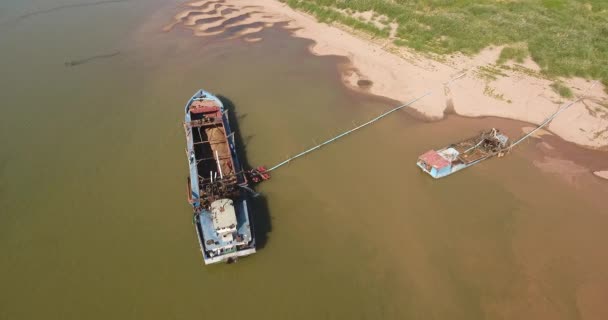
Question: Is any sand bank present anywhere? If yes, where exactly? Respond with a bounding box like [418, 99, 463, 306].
[166, 0, 608, 149]
[522, 126, 553, 139]
[595, 171, 608, 180]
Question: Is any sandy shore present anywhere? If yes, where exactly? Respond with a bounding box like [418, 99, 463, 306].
[166, 0, 608, 149]
[595, 171, 608, 180]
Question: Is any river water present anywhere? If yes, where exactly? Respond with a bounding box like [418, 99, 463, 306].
[1, 1, 607, 319]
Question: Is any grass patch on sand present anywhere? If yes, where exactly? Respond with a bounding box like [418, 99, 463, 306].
[497, 45, 529, 64]
[281, 0, 608, 85]
[550, 81, 574, 98]
[284, 0, 389, 38]
[477, 65, 508, 81]
[484, 85, 511, 103]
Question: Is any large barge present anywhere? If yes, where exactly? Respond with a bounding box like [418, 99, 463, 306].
[183, 89, 256, 264]
[417, 128, 509, 179]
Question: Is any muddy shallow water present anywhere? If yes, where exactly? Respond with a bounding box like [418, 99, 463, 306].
[1, 1, 607, 319]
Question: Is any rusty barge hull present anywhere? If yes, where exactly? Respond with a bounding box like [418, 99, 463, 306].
[183, 89, 255, 265]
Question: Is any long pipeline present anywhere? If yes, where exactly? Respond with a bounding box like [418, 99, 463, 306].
[509, 81, 599, 148]
[265, 71, 469, 172]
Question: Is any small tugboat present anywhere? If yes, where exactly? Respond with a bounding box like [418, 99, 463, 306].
[183, 89, 257, 264]
[417, 128, 509, 179]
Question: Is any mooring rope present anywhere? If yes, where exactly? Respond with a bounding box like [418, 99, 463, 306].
[508, 81, 599, 149]
[265, 71, 469, 172]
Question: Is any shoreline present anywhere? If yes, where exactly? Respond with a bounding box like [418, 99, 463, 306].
[595, 171, 608, 180]
[166, 0, 608, 150]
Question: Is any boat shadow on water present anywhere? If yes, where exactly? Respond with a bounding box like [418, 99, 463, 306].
[217, 95, 272, 250]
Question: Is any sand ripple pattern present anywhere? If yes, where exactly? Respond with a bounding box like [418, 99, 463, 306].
[164, 0, 294, 42]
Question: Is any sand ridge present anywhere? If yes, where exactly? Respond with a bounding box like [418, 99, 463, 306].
[164, 0, 296, 40]
[166, 0, 608, 149]
[594, 171, 608, 180]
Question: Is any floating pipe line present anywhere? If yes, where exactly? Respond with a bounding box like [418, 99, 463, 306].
[266, 71, 469, 172]
[508, 81, 599, 149]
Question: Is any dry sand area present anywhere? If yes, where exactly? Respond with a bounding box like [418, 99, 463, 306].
[595, 171, 608, 180]
[166, 0, 608, 150]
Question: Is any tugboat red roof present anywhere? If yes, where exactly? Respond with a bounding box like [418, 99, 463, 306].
[418, 150, 450, 168]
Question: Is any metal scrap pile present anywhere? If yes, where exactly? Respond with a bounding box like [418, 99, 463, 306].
[477, 128, 509, 154]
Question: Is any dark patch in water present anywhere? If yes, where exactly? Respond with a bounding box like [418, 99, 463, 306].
[274, 20, 301, 32]
[193, 0, 224, 11]
[242, 32, 265, 42]
[444, 98, 455, 115]
[357, 79, 373, 88]
[181, 9, 218, 20]
[443, 86, 455, 115]
[221, 22, 266, 38]
[220, 8, 239, 15]
[192, 16, 223, 25]
[204, 13, 257, 33]
[18, 0, 127, 21]
[220, 12, 261, 26]
[64, 51, 120, 67]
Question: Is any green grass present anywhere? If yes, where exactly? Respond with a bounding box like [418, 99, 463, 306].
[484, 85, 511, 102]
[281, 0, 608, 86]
[550, 81, 574, 98]
[497, 46, 529, 64]
[477, 65, 508, 81]
[284, 0, 389, 38]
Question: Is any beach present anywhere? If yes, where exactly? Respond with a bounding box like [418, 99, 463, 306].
[166, 0, 608, 149]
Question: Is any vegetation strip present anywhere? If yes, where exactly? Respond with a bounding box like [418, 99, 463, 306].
[281, 0, 608, 88]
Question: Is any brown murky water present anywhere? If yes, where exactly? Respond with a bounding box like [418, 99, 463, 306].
[1, 1, 607, 319]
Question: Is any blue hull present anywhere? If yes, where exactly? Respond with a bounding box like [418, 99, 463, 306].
[416, 129, 509, 179]
[416, 159, 472, 178]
